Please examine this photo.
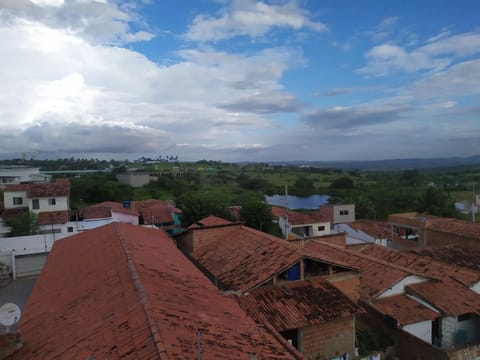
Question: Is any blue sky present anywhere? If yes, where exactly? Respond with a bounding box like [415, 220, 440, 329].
[0, 0, 479, 161]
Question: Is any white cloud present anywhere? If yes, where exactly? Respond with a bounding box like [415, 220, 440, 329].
[0, 0, 154, 44]
[185, 0, 326, 42]
[359, 32, 480, 75]
[0, 16, 300, 155]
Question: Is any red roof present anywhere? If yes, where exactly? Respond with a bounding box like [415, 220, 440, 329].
[409, 245, 480, 273]
[37, 210, 69, 225]
[347, 220, 391, 239]
[299, 240, 411, 299]
[13, 223, 298, 359]
[271, 205, 287, 218]
[83, 201, 137, 220]
[188, 215, 233, 229]
[5, 178, 69, 198]
[236, 279, 360, 331]
[371, 294, 439, 326]
[354, 244, 480, 287]
[281, 210, 329, 226]
[191, 225, 302, 292]
[407, 280, 480, 317]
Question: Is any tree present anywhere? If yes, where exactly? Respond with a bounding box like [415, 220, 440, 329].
[417, 186, 455, 217]
[176, 192, 234, 226]
[8, 211, 39, 237]
[239, 200, 279, 235]
[329, 176, 354, 189]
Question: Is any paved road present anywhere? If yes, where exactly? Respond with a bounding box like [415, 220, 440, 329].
[0, 277, 37, 314]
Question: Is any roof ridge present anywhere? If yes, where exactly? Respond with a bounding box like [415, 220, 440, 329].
[113, 223, 169, 359]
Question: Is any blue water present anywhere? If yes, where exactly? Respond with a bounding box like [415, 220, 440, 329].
[265, 194, 330, 210]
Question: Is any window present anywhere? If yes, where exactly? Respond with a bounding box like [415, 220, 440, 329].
[32, 199, 40, 210]
[67, 227, 74, 233]
[318, 225, 325, 231]
[48, 198, 56, 205]
[340, 209, 349, 215]
[13, 197, 23, 205]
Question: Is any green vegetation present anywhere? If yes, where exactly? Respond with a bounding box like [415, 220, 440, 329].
[4, 157, 479, 228]
[7, 211, 39, 236]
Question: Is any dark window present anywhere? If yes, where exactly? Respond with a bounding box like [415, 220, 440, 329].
[32, 199, 40, 210]
[48, 198, 56, 205]
[67, 227, 74, 233]
[340, 209, 349, 215]
[13, 197, 23, 205]
[318, 225, 325, 231]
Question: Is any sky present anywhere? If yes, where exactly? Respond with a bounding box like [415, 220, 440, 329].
[0, 0, 479, 162]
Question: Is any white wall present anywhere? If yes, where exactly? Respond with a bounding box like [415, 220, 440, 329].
[333, 204, 355, 223]
[442, 316, 456, 349]
[111, 211, 139, 225]
[403, 320, 432, 344]
[377, 275, 429, 298]
[30, 195, 69, 213]
[471, 280, 480, 295]
[310, 221, 331, 236]
[77, 218, 115, 231]
[4, 191, 27, 208]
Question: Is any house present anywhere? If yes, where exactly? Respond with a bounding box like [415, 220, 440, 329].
[79, 199, 182, 235]
[236, 279, 360, 360]
[2, 179, 75, 236]
[116, 170, 150, 187]
[302, 240, 480, 357]
[177, 220, 362, 358]
[188, 214, 233, 229]
[7, 223, 301, 359]
[278, 210, 331, 239]
[0, 166, 50, 188]
[318, 204, 356, 225]
[389, 212, 480, 249]
[334, 220, 391, 246]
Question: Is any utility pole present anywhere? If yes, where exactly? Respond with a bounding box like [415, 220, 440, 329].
[285, 184, 289, 240]
[473, 183, 476, 223]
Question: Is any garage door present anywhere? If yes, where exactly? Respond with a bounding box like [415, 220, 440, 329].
[15, 253, 48, 278]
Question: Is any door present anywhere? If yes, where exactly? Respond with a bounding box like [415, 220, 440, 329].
[15, 253, 48, 277]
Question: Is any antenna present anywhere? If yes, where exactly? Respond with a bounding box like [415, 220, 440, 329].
[196, 329, 202, 360]
[0, 303, 21, 331]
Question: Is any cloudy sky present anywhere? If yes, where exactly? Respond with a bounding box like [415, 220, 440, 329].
[1, 0, 479, 161]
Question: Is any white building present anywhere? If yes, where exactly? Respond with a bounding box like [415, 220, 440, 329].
[0, 166, 51, 187]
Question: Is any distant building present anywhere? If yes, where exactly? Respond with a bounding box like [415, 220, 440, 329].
[116, 170, 150, 187]
[0, 166, 50, 188]
[278, 210, 331, 239]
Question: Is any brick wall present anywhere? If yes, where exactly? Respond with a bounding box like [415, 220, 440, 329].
[300, 316, 354, 360]
[327, 272, 360, 303]
[395, 328, 447, 360]
[176, 224, 241, 253]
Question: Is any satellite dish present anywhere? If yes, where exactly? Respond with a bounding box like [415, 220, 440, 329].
[0, 303, 21, 327]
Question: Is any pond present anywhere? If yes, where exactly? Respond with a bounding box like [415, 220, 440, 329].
[265, 194, 330, 210]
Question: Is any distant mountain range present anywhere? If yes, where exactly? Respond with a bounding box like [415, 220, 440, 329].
[269, 155, 480, 170]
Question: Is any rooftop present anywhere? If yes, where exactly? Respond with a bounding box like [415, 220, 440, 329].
[37, 210, 69, 225]
[4, 178, 69, 198]
[347, 220, 391, 239]
[236, 279, 360, 332]
[13, 223, 298, 359]
[408, 245, 480, 273]
[371, 294, 439, 326]
[281, 210, 330, 226]
[188, 215, 233, 229]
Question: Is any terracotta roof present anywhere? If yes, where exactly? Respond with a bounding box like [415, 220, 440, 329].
[83, 201, 138, 219]
[236, 279, 360, 332]
[408, 245, 480, 273]
[354, 244, 480, 287]
[37, 210, 69, 225]
[281, 210, 329, 226]
[371, 294, 439, 326]
[389, 212, 480, 240]
[4, 178, 69, 198]
[299, 240, 412, 299]
[347, 220, 391, 239]
[191, 225, 302, 292]
[188, 215, 233, 229]
[131, 199, 181, 225]
[13, 223, 298, 359]
[131, 199, 182, 214]
[407, 280, 480, 317]
[271, 205, 287, 218]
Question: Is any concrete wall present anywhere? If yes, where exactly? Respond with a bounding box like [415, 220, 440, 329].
[455, 315, 480, 345]
[4, 191, 27, 208]
[116, 173, 150, 187]
[471, 280, 480, 294]
[176, 225, 241, 254]
[29, 196, 69, 213]
[0, 167, 40, 185]
[300, 316, 355, 359]
[403, 320, 432, 344]
[377, 275, 429, 298]
[442, 316, 457, 349]
[327, 271, 360, 303]
[111, 211, 139, 225]
[333, 204, 355, 224]
[394, 328, 447, 360]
